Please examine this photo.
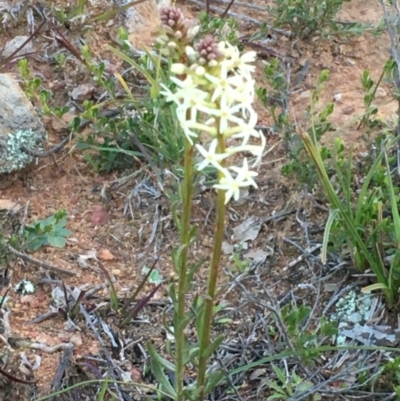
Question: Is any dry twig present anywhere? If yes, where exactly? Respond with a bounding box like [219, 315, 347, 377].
[6, 244, 75, 276]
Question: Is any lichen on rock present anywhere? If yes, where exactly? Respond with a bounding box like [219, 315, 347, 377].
[0, 129, 44, 174]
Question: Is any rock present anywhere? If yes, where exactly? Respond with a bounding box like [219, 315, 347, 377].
[232, 216, 262, 243]
[342, 105, 355, 115]
[69, 83, 97, 100]
[90, 205, 110, 226]
[98, 248, 115, 261]
[222, 241, 234, 255]
[122, 0, 171, 48]
[1, 36, 34, 59]
[0, 73, 46, 174]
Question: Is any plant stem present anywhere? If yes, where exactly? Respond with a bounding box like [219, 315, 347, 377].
[176, 137, 194, 401]
[197, 134, 226, 400]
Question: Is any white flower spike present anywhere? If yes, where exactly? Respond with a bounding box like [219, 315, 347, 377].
[160, 29, 266, 203]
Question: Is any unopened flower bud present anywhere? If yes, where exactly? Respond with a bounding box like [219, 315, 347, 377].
[171, 63, 187, 75]
[195, 66, 206, 76]
[160, 7, 184, 28]
[195, 35, 223, 63]
[187, 25, 199, 39]
[185, 46, 197, 61]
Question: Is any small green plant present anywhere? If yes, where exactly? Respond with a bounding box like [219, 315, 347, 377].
[280, 302, 338, 363]
[256, 58, 292, 134]
[264, 364, 321, 401]
[23, 209, 71, 251]
[299, 69, 400, 304]
[268, 0, 354, 39]
[377, 357, 400, 395]
[18, 28, 185, 177]
[197, 11, 241, 47]
[53, 0, 87, 25]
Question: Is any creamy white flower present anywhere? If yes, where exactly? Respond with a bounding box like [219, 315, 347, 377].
[228, 78, 255, 115]
[163, 38, 263, 195]
[204, 95, 243, 134]
[161, 84, 209, 120]
[177, 88, 209, 121]
[218, 41, 238, 64]
[160, 84, 183, 105]
[236, 51, 257, 75]
[213, 168, 250, 204]
[226, 131, 266, 165]
[229, 158, 258, 188]
[176, 108, 200, 144]
[232, 113, 259, 144]
[170, 75, 196, 90]
[205, 63, 242, 102]
[196, 139, 229, 171]
[221, 47, 256, 80]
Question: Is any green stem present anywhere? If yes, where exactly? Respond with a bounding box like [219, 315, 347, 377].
[197, 134, 226, 400]
[176, 137, 194, 401]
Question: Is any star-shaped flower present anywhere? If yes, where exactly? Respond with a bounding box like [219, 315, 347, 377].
[176, 107, 200, 144]
[229, 158, 258, 188]
[205, 63, 242, 102]
[177, 87, 209, 121]
[204, 95, 243, 134]
[195, 139, 229, 171]
[231, 112, 259, 144]
[226, 130, 266, 166]
[213, 168, 250, 204]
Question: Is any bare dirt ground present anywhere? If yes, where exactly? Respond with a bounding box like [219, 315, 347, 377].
[0, 0, 395, 399]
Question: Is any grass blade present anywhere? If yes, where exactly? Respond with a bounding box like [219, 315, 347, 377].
[321, 209, 339, 265]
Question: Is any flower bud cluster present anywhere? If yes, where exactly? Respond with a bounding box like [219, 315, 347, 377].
[159, 9, 266, 204]
[156, 7, 199, 59]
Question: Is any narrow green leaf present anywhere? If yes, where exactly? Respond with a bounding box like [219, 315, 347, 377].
[97, 379, 108, 401]
[107, 45, 159, 90]
[384, 150, 400, 245]
[147, 343, 176, 399]
[272, 365, 286, 383]
[205, 370, 224, 392]
[264, 379, 285, 394]
[185, 258, 205, 291]
[201, 335, 224, 360]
